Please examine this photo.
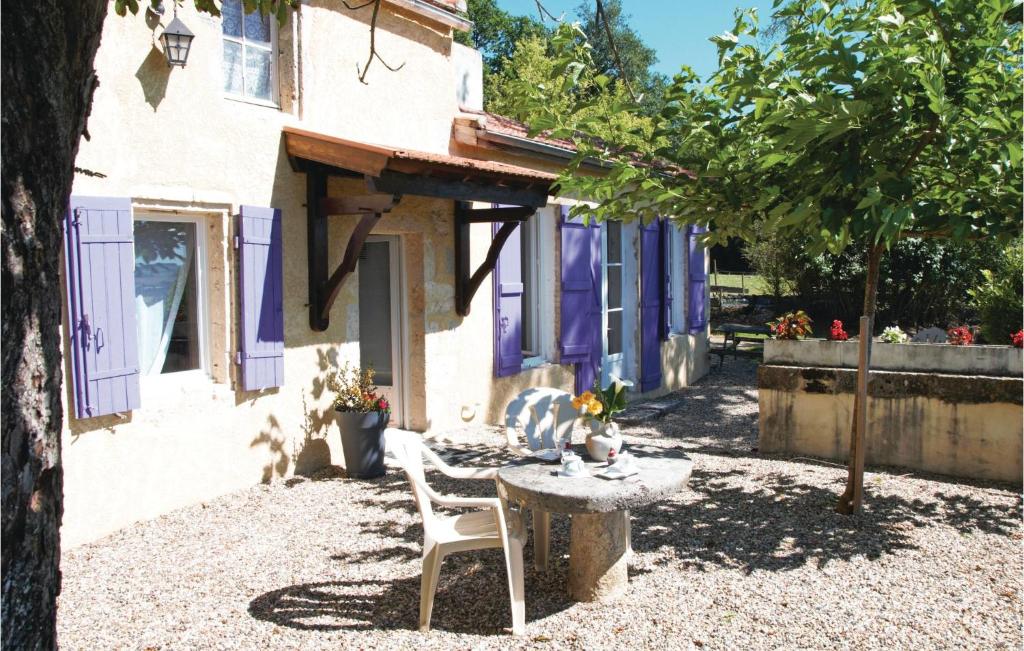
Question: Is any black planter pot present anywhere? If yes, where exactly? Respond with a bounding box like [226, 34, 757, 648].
[335, 410, 387, 479]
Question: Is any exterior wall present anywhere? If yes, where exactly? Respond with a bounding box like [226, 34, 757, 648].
[60, 3, 709, 547]
[758, 365, 1023, 483]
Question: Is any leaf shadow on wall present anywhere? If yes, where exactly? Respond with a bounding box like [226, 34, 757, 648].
[251, 346, 341, 482]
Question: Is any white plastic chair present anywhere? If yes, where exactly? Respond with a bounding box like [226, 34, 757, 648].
[503, 388, 580, 570]
[385, 430, 525, 635]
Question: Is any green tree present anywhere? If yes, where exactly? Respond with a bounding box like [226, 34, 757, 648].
[509, 0, 1022, 512]
[455, 0, 549, 79]
[487, 36, 657, 151]
[971, 240, 1024, 343]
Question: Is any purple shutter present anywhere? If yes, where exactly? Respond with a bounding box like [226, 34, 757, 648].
[63, 196, 141, 418]
[660, 218, 672, 340]
[238, 205, 284, 391]
[493, 216, 524, 377]
[687, 225, 708, 333]
[560, 206, 601, 394]
[640, 220, 663, 392]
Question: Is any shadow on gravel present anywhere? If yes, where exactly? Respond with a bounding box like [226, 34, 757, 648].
[249, 553, 574, 634]
[630, 467, 1022, 574]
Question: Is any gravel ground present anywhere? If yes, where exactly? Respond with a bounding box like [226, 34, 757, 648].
[58, 360, 1022, 650]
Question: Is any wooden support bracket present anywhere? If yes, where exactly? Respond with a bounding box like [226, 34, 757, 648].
[307, 166, 400, 331]
[454, 202, 535, 317]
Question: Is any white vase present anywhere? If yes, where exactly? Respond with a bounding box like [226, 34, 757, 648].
[585, 420, 622, 461]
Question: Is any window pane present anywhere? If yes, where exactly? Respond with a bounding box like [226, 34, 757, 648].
[244, 46, 272, 101]
[134, 221, 200, 375]
[359, 242, 393, 386]
[222, 41, 243, 95]
[243, 9, 271, 43]
[608, 310, 623, 355]
[520, 225, 535, 355]
[221, 0, 242, 37]
[607, 264, 622, 310]
[606, 221, 622, 264]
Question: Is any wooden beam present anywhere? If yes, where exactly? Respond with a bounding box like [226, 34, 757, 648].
[307, 168, 329, 331]
[461, 206, 534, 223]
[321, 194, 399, 215]
[369, 170, 548, 208]
[284, 126, 390, 177]
[453, 202, 530, 316]
[319, 212, 383, 323]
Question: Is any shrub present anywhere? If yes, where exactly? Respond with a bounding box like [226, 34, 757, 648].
[970, 241, 1023, 344]
[769, 310, 813, 340]
[880, 326, 908, 344]
[947, 326, 974, 346]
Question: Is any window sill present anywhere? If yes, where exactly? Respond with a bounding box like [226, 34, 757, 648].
[223, 94, 281, 111]
[140, 369, 214, 391]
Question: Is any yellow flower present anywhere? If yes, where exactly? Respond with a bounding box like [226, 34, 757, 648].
[571, 396, 583, 410]
[587, 400, 603, 416]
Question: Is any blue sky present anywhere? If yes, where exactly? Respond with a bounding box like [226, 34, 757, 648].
[495, 1, 761, 81]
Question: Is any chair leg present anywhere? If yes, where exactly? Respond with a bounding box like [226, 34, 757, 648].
[532, 509, 551, 571]
[502, 535, 526, 635]
[419, 544, 443, 632]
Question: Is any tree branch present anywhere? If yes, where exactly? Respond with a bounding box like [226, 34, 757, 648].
[595, 0, 638, 102]
[356, 0, 405, 84]
[898, 119, 939, 177]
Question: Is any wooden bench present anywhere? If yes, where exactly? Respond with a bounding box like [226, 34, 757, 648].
[712, 322, 772, 368]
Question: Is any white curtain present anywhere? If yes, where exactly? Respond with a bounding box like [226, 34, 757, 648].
[135, 223, 195, 375]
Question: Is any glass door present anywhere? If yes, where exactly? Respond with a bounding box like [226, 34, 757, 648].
[358, 236, 404, 426]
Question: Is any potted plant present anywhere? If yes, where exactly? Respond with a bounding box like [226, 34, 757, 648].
[572, 376, 631, 461]
[328, 363, 391, 479]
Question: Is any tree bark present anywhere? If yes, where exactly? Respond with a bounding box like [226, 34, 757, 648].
[2, 3, 108, 647]
[835, 243, 885, 515]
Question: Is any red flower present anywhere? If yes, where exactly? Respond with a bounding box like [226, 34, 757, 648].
[829, 320, 849, 341]
[1011, 330, 1023, 348]
[378, 398, 389, 411]
[947, 326, 973, 346]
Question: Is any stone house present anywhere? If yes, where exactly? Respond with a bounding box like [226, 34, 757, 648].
[61, 0, 710, 546]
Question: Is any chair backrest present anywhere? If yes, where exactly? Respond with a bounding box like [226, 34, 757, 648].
[385, 430, 435, 522]
[504, 388, 578, 452]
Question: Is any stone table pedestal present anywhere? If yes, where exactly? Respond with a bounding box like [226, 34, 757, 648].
[497, 447, 693, 603]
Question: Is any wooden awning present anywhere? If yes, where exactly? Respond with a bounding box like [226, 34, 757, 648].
[285, 126, 553, 330]
[283, 126, 555, 207]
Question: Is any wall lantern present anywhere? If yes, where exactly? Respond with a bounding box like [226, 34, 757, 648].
[159, 11, 194, 67]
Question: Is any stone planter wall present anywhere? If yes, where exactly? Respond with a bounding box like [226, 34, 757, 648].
[758, 339, 1023, 483]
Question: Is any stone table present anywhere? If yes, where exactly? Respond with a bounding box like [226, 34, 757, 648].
[497, 446, 693, 602]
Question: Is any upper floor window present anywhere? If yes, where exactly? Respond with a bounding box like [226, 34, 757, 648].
[221, 0, 276, 104]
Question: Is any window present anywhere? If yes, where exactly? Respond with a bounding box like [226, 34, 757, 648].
[605, 221, 624, 356]
[133, 216, 207, 375]
[520, 217, 540, 360]
[669, 225, 687, 334]
[221, 0, 276, 103]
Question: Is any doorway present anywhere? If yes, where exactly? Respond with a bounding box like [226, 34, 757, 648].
[358, 236, 406, 427]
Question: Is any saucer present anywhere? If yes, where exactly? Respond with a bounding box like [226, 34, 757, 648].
[556, 468, 589, 478]
[531, 449, 561, 462]
[594, 466, 638, 480]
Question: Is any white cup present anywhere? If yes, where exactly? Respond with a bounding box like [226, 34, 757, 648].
[561, 456, 585, 476]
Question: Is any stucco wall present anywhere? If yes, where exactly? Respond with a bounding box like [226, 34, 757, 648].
[60, 3, 708, 547]
[758, 365, 1023, 483]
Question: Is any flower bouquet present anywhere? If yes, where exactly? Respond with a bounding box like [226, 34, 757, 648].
[572, 375, 632, 461]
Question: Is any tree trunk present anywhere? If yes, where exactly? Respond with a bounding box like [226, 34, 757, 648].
[2, 3, 108, 647]
[835, 243, 885, 515]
